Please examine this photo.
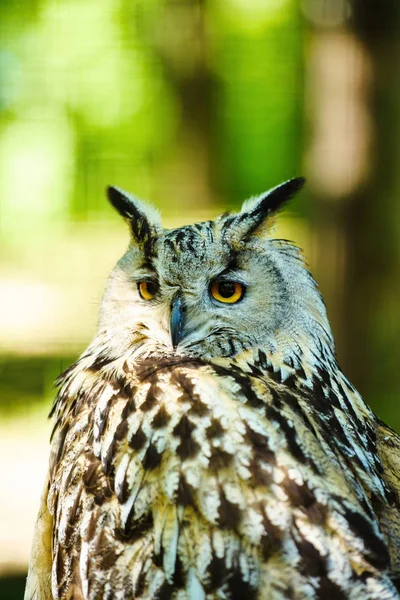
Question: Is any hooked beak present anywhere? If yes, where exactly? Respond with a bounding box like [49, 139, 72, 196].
[170, 296, 186, 349]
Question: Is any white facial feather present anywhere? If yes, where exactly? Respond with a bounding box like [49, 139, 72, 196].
[96, 184, 333, 370]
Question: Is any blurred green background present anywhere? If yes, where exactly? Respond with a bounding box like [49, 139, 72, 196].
[1, 0, 400, 597]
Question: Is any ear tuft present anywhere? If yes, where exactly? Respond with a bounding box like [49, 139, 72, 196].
[106, 186, 162, 250]
[240, 177, 306, 217]
[261, 176, 305, 214]
[223, 177, 306, 246]
[107, 186, 161, 223]
[107, 185, 137, 219]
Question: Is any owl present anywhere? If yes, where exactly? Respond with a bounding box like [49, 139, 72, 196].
[25, 178, 400, 600]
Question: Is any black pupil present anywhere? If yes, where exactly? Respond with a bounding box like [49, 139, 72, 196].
[145, 281, 158, 296]
[218, 282, 236, 298]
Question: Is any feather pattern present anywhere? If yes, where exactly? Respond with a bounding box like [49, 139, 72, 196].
[25, 182, 400, 599]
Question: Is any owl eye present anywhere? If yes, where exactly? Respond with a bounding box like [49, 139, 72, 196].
[138, 280, 159, 300]
[210, 280, 245, 304]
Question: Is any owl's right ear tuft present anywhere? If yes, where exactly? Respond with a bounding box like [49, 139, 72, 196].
[107, 185, 137, 219]
[106, 186, 162, 249]
[107, 186, 161, 224]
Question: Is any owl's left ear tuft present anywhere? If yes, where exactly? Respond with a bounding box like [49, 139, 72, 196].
[225, 177, 306, 245]
[240, 177, 306, 221]
[106, 186, 162, 248]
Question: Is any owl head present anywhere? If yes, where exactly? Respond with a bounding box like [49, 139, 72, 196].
[98, 178, 334, 365]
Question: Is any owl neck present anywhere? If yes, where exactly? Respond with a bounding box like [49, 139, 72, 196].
[242, 239, 336, 380]
[219, 313, 336, 393]
[220, 288, 337, 389]
[84, 303, 336, 378]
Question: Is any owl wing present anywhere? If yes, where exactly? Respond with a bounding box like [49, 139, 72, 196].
[24, 476, 53, 600]
[374, 420, 400, 579]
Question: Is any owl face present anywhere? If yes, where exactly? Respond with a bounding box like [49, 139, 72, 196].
[99, 179, 333, 362]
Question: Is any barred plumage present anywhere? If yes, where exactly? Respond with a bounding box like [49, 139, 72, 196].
[25, 179, 400, 599]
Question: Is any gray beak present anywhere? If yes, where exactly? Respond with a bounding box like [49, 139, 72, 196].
[170, 296, 186, 349]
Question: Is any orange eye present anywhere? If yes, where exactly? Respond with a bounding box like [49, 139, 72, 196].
[138, 280, 159, 300]
[210, 281, 244, 304]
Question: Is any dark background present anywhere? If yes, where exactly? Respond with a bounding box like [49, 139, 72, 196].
[1, 0, 400, 596]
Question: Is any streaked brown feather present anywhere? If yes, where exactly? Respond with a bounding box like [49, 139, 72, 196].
[26, 352, 400, 599]
[25, 186, 400, 599]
